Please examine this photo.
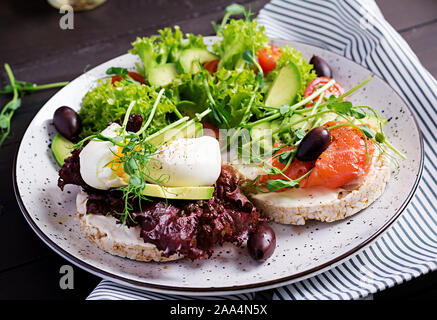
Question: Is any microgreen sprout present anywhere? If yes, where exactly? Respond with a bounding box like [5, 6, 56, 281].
[198, 63, 230, 127]
[105, 67, 143, 85]
[0, 63, 68, 147]
[74, 86, 215, 225]
[255, 153, 313, 193]
[215, 3, 247, 33]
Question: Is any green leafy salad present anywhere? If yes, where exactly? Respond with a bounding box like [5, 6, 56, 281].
[55, 3, 404, 205]
[78, 5, 317, 139]
[45, 4, 408, 263]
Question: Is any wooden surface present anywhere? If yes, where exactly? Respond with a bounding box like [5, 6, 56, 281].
[0, 0, 436, 300]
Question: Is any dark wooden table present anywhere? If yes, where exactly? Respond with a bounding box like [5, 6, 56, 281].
[0, 0, 436, 300]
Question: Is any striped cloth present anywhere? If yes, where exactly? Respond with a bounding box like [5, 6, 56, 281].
[87, 0, 437, 300]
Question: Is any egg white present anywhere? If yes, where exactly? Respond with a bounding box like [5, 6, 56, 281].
[79, 123, 129, 190]
[146, 136, 221, 187]
[79, 124, 222, 190]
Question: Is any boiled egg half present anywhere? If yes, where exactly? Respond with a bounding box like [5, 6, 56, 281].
[79, 124, 221, 190]
[79, 123, 129, 190]
[146, 136, 221, 187]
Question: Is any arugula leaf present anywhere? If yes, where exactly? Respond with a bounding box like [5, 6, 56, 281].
[255, 72, 264, 89]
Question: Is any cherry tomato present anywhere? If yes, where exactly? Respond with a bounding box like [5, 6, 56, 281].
[257, 45, 282, 74]
[259, 146, 314, 191]
[304, 77, 344, 107]
[203, 59, 219, 75]
[201, 122, 220, 140]
[111, 72, 146, 86]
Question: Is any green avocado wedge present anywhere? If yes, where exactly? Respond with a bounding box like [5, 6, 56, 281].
[178, 48, 218, 73]
[141, 184, 214, 200]
[250, 121, 273, 153]
[51, 133, 74, 166]
[147, 63, 179, 87]
[265, 62, 302, 108]
[147, 121, 203, 146]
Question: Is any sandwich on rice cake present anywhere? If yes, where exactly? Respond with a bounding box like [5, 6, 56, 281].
[237, 118, 394, 226]
[58, 117, 266, 262]
[51, 6, 405, 263]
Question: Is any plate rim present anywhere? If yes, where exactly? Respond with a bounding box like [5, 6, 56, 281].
[12, 38, 425, 295]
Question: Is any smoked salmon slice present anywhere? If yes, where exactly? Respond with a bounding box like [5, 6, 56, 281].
[303, 121, 375, 188]
[260, 121, 375, 190]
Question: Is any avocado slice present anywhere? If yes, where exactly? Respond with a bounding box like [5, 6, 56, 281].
[148, 63, 178, 87]
[147, 122, 203, 146]
[178, 48, 218, 73]
[51, 133, 74, 166]
[265, 62, 301, 108]
[250, 122, 273, 155]
[141, 183, 214, 200]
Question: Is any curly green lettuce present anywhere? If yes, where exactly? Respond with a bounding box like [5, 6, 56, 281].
[213, 18, 268, 71]
[171, 68, 263, 128]
[129, 26, 206, 76]
[79, 79, 177, 138]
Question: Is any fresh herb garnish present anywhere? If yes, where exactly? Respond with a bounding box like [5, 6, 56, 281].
[214, 3, 247, 33]
[106, 67, 130, 78]
[264, 179, 299, 192]
[76, 86, 213, 224]
[198, 63, 230, 127]
[242, 49, 264, 89]
[0, 63, 68, 147]
[258, 161, 313, 193]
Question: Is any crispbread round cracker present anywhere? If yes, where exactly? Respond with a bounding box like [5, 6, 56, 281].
[242, 156, 391, 225]
[76, 191, 181, 262]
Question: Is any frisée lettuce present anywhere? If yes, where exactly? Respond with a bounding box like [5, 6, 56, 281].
[78, 78, 178, 138]
[129, 26, 207, 79]
[213, 16, 268, 71]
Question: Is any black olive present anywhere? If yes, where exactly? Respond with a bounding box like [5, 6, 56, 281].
[248, 224, 276, 261]
[53, 106, 81, 140]
[310, 55, 332, 78]
[296, 127, 332, 161]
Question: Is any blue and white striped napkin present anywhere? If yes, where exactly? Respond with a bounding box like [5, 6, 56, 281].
[87, 0, 437, 300]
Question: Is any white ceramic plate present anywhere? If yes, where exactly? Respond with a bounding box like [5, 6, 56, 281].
[13, 38, 423, 296]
